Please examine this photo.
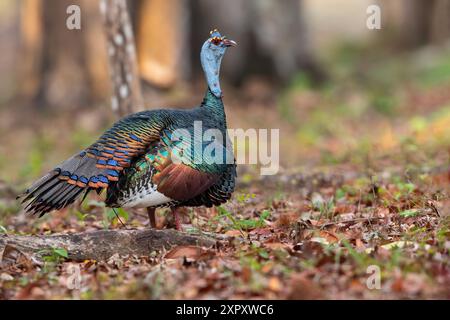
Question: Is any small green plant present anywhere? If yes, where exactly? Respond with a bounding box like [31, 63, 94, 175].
[235, 193, 256, 204]
[239, 244, 270, 270]
[39, 247, 69, 264]
[75, 210, 92, 222]
[312, 195, 335, 220]
[215, 207, 270, 231]
[335, 188, 346, 200]
[341, 239, 372, 270]
[392, 177, 416, 200]
[0, 225, 7, 234]
[399, 209, 420, 218]
[103, 208, 129, 228]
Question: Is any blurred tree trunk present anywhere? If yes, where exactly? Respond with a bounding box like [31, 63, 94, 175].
[401, 0, 437, 48]
[135, 0, 189, 89]
[19, 0, 109, 110]
[20, 0, 43, 100]
[380, 0, 450, 49]
[100, 0, 143, 117]
[429, 0, 450, 44]
[83, 0, 110, 102]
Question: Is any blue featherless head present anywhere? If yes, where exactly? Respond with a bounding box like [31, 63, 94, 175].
[201, 28, 237, 98]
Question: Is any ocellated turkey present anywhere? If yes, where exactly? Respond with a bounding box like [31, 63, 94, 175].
[18, 30, 237, 230]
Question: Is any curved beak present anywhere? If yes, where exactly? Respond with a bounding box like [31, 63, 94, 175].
[223, 39, 237, 47]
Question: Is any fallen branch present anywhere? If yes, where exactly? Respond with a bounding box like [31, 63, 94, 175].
[0, 229, 217, 262]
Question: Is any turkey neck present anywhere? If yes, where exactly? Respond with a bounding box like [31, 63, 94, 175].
[199, 37, 228, 128]
[200, 88, 227, 130]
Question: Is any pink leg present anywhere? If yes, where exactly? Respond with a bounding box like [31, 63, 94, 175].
[171, 208, 183, 231]
[147, 208, 156, 228]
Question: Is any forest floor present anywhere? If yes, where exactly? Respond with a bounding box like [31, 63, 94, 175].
[0, 165, 448, 299]
[0, 44, 449, 299]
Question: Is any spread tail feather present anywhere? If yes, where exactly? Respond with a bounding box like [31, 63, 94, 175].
[18, 112, 164, 217]
[18, 151, 111, 217]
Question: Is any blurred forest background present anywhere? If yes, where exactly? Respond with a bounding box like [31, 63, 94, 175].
[0, 0, 450, 300]
[0, 0, 450, 182]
